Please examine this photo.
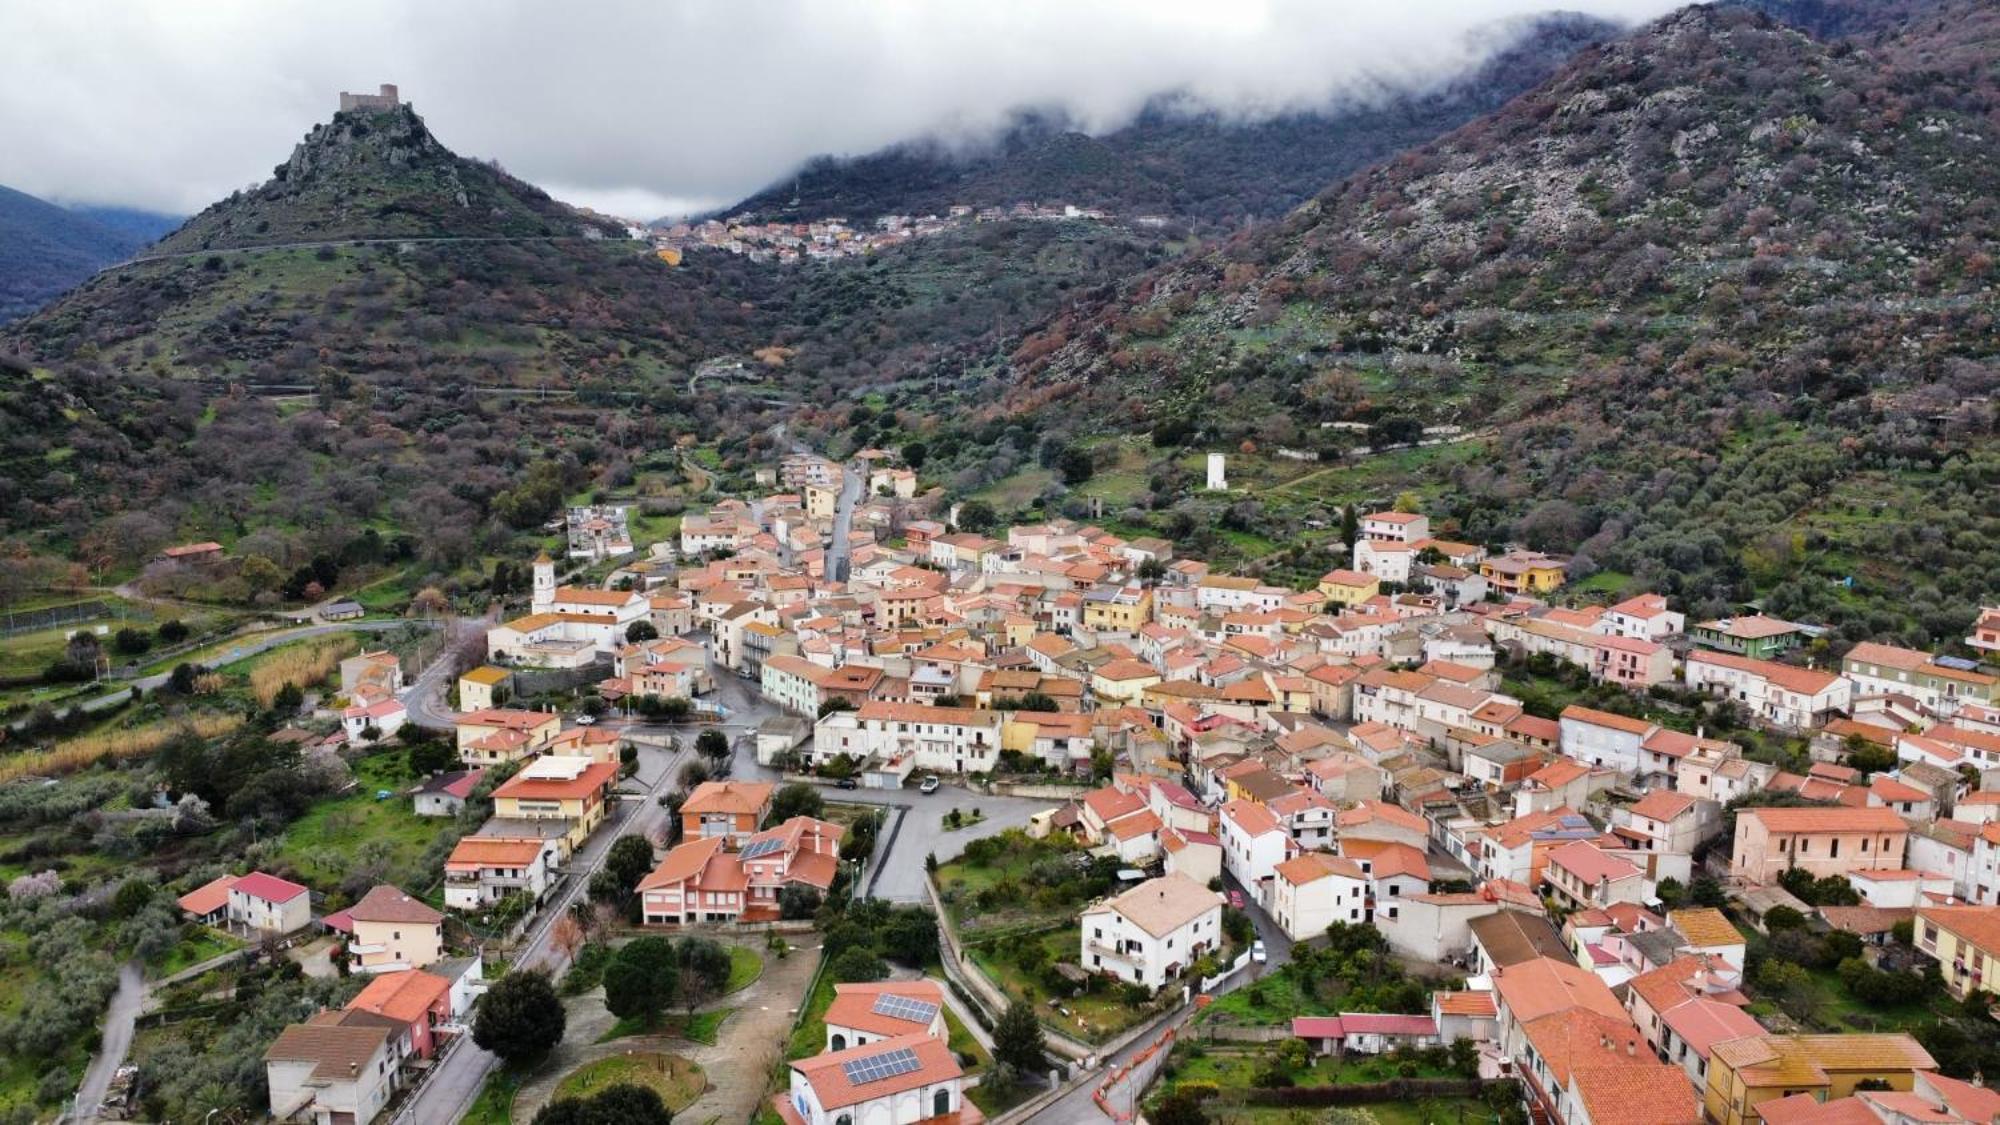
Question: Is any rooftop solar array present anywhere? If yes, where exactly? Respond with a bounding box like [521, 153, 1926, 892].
[871, 993, 940, 1024]
[741, 837, 785, 860]
[841, 1046, 921, 1086]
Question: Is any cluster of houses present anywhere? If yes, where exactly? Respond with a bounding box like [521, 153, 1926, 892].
[171, 873, 483, 1124]
[287, 439, 2000, 1125]
[650, 200, 1116, 266]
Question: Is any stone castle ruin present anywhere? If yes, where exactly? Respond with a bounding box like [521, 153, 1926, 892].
[338, 84, 400, 113]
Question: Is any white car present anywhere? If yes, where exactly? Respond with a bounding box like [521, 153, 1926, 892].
[574, 715, 596, 726]
[1251, 940, 1268, 964]
[919, 776, 942, 794]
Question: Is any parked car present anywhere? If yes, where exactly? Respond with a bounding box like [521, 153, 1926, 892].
[1252, 940, 1268, 964]
[574, 715, 596, 726]
[835, 777, 858, 790]
[919, 776, 941, 794]
[1228, 890, 1245, 910]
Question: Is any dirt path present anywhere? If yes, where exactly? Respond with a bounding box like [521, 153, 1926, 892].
[72, 960, 143, 1122]
[512, 936, 821, 1123]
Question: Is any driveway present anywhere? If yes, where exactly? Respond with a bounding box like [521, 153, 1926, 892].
[71, 960, 143, 1123]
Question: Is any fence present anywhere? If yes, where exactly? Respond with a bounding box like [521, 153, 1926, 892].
[1094, 1022, 1177, 1121]
[925, 875, 1094, 1062]
[1211, 1077, 1504, 1107]
[1201, 949, 1253, 993]
[0, 599, 115, 637]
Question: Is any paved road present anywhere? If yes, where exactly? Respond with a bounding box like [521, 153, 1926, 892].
[1034, 874, 1298, 1123]
[72, 960, 143, 1122]
[392, 733, 691, 1125]
[403, 615, 489, 731]
[825, 460, 866, 584]
[7, 619, 434, 731]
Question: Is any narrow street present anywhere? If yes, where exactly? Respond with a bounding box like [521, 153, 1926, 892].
[387, 727, 692, 1125]
[70, 960, 143, 1123]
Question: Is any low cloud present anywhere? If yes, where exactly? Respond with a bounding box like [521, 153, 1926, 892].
[0, 0, 1680, 219]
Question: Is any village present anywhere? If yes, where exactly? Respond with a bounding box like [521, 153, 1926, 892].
[646, 200, 1132, 265]
[61, 442, 2000, 1125]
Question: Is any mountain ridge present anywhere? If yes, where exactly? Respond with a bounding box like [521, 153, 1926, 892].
[717, 12, 1624, 232]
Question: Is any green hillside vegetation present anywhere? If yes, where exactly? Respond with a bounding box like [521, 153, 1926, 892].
[962, 3, 1998, 643]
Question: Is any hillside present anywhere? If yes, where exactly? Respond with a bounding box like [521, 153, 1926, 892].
[722, 14, 1621, 231]
[0, 184, 157, 324]
[0, 99, 1167, 580]
[154, 101, 624, 253]
[963, 2, 1998, 642]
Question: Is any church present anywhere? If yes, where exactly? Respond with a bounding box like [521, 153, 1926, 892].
[484, 554, 650, 669]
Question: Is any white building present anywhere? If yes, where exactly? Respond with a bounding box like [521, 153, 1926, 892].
[1220, 799, 1295, 893]
[1684, 651, 1852, 731]
[813, 701, 1003, 776]
[778, 1032, 970, 1125]
[1270, 853, 1370, 942]
[1079, 873, 1225, 989]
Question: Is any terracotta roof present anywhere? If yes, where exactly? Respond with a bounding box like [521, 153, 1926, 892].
[348, 884, 443, 926]
[492, 760, 618, 803]
[1492, 956, 1626, 1024]
[1628, 790, 1698, 821]
[446, 837, 547, 869]
[1276, 852, 1366, 886]
[457, 709, 557, 731]
[1470, 912, 1569, 968]
[1742, 806, 1908, 834]
[1087, 873, 1221, 938]
[1668, 908, 1741, 948]
[1434, 990, 1497, 1017]
[639, 837, 725, 890]
[1560, 705, 1655, 736]
[177, 874, 238, 916]
[231, 871, 309, 904]
[263, 1023, 391, 1079]
[346, 969, 449, 1024]
[1917, 904, 2000, 955]
[1688, 650, 1842, 695]
[1338, 839, 1431, 881]
[1221, 799, 1284, 838]
[1568, 1060, 1702, 1125]
[681, 780, 775, 817]
[791, 1032, 962, 1110]
[1754, 1094, 1881, 1125]
[824, 981, 946, 1038]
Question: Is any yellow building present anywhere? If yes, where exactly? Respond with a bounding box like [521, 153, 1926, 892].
[804, 481, 840, 520]
[1317, 569, 1381, 608]
[454, 708, 562, 765]
[1082, 587, 1153, 633]
[1481, 551, 1568, 595]
[457, 666, 511, 713]
[1916, 905, 2000, 1000]
[490, 757, 621, 854]
[345, 884, 445, 973]
[1703, 1035, 1937, 1125]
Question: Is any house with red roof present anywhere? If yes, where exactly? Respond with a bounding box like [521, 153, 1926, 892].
[227, 871, 312, 936]
[638, 815, 843, 925]
[822, 980, 947, 1053]
[774, 1031, 976, 1125]
[344, 969, 452, 1060]
[1732, 806, 1909, 884]
[1219, 799, 1294, 893]
[1684, 650, 1852, 732]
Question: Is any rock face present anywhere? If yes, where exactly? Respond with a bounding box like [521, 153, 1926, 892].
[152, 103, 621, 253]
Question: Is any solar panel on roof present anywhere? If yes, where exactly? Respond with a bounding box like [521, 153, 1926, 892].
[871, 993, 940, 1024]
[840, 1046, 921, 1086]
[741, 837, 785, 860]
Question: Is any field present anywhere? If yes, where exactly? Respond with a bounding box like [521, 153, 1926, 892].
[969, 929, 1155, 1044]
[152, 925, 245, 978]
[552, 1053, 704, 1111]
[270, 749, 457, 895]
[0, 712, 244, 785]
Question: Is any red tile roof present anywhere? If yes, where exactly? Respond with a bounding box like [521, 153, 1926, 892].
[231, 871, 308, 904]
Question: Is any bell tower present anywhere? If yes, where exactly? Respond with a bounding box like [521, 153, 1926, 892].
[531, 552, 555, 614]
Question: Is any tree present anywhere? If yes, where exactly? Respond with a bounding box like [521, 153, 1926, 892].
[694, 728, 730, 763]
[112, 627, 152, 656]
[993, 1000, 1047, 1070]
[779, 885, 821, 920]
[1151, 1089, 1210, 1125]
[902, 441, 927, 469]
[473, 971, 566, 1064]
[955, 499, 997, 533]
[531, 1083, 674, 1125]
[1055, 444, 1095, 485]
[767, 782, 825, 825]
[829, 946, 887, 983]
[156, 619, 190, 645]
[604, 836, 656, 897]
[625, 620, 659, 644]
[407, 737, 459, 775]
[816, 696, 855, 718]
[603, 937, 679, 1027]
[677, 937, 732, 994]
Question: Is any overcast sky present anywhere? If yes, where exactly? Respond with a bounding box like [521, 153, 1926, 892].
[1, 0, 1680, 221]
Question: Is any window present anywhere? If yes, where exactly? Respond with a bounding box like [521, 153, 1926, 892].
[1830, 839, 1840, 858]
